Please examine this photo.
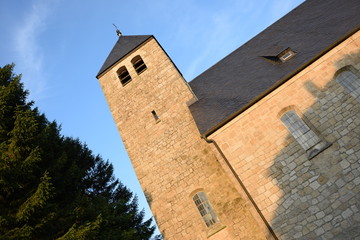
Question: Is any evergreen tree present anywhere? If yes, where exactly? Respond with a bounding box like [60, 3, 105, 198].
[0, 64, 159, 239]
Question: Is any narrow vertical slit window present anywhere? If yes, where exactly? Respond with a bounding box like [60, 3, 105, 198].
[117, 66, 132, 86]
[335, 66, 360, 102]
[131, 55, 147, 74]
[281, 110, 330, 159]
[151, 110, 159, 122]
[193, 192, 218, 227]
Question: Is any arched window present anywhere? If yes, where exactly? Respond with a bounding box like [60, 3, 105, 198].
[281, 110, 330, 159]
[131, 55, 147, 74]
[117, 66, 132, 86]
[335, 65, 360, 102]
[193, 192, 218, 227]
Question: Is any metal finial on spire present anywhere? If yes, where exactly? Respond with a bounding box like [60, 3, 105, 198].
[113, 24, 122, 37]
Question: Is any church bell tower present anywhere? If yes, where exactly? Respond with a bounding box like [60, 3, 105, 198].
[96, 34, 271, 239]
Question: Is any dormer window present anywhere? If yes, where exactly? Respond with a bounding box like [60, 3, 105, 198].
[131, 55, 147, 74]
[278, 48, 295, 62]
[117, 66, 132, 86]
[261, 47, 295, 63]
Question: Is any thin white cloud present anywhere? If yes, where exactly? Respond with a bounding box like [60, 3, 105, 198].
[13, 0, 54, 101]
[184, 13, 232, 80]
[183, 0, 263, 80]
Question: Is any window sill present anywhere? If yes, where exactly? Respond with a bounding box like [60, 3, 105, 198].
[207, 224, 226, 238]
[136, 68, 147, 75]
[121, 80, 132, 87]
[306, 141, 332, 160]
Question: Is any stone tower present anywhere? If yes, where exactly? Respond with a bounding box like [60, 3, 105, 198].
[96, 35, 272, 239]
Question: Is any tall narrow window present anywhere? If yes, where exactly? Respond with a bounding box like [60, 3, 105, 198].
[131, 55, 147, 74]
[335, 66, 360, 102]
[193, 192, 218, 227]
[117, 66, 132, 86]
[281, 110, 330, 159]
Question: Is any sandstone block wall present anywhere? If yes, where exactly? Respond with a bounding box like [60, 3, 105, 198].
[210, 30, 360, 239]
[98, 38, 269, 239]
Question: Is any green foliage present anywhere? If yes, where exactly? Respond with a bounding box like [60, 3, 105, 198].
[0, 64, 158, 239]
[58, 214, 103, 240]
[16, 171, 54, 222]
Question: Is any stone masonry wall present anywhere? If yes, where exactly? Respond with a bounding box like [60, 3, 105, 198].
[98, 38, 269, 239]
[209, 30, 360, 239]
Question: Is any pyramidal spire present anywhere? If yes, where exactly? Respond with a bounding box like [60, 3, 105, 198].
[96, 35, 153, 78]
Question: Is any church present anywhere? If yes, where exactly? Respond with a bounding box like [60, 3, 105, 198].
[96, 0, 360, 239]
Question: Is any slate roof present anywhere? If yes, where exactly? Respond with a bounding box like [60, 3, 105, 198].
[188, 0, 360, 135]
[96, 35, 152, 78]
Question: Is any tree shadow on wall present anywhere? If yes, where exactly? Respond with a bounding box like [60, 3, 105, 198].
[144, 189, 153, 207]
[144, 189, 166, 239]
[268, 52, 360, 239]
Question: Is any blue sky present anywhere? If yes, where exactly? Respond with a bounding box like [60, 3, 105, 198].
[0, 0, 304, 232]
